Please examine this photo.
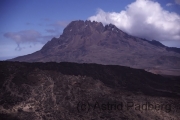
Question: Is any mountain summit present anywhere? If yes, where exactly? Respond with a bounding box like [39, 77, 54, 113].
[10, 20, 180, 75]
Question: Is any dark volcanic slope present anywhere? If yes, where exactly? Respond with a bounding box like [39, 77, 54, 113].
[9, 20, 180, 75]
[0, 62, 180, 120]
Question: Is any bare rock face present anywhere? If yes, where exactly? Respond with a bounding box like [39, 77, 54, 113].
[0, 62, 180, 120]
[9, 20, 180, 75]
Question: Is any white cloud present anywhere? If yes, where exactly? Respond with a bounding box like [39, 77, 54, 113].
[4, 30, 41, 50]
[3, 30, 55, 50]
[166, 3, 173, 6]
[4, 30, 41, 44]
[175, 0, 180, 5]
[88, 0, 180, 41]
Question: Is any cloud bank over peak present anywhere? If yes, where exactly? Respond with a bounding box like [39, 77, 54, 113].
[88, 0, 180, 41]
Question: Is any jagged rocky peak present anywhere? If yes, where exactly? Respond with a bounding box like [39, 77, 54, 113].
[62, 20, 129, 36]
[42, 20, 105, 51]
[63, 20, 106, 35]
[105, 23, 116, 30]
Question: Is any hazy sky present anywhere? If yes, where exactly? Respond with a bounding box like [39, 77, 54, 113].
[0, 0, 180, 60]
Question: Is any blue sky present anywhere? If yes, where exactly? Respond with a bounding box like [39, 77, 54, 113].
[0, 0, 180, 60]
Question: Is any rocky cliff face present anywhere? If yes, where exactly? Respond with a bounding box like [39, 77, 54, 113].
[9, 20, 180, 75]
[0, 61, 180, 120]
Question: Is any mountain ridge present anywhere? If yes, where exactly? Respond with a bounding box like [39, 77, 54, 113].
[9, 20, 180, 75]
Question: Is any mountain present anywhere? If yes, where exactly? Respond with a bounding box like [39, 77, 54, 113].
[9, 20, 180, 75]
[0, 61, 180, 120]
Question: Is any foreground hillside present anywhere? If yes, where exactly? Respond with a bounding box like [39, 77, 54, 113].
[0, 61, 180, 120]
